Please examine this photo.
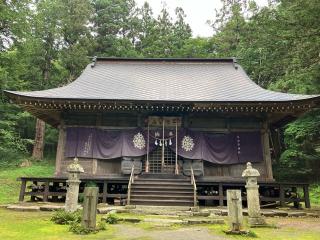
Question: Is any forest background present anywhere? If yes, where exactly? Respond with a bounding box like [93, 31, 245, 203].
[0, 0, 319, 181]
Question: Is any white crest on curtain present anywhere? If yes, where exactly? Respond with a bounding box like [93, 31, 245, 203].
[181, 135, 195, 152]
[133, 132, 146, 150]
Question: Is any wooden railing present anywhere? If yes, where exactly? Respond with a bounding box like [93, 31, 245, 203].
[127, 164, 135, 205]
[190, 166, 197, 207]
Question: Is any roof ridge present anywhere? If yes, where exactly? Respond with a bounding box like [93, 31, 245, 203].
[92, 57, 236, 63]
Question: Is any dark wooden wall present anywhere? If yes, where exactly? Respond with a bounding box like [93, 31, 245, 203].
[56, 111, 273, 180]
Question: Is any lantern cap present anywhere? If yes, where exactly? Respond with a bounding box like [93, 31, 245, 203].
[67, 157, 84, 173]
[242, 162, 260, 177]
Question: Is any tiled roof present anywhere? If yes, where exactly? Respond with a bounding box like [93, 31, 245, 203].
[5, 58, 319, 102]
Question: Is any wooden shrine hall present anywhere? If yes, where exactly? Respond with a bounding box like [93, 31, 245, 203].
[5, 58, 319, 207]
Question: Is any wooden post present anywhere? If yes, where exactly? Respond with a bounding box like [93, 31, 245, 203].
[175, 120, 179, 175]
[279, 184, 285, 207]
[303, 185, 311, 208]
[102, 181, 108, 203]
[55, 121, 66, 175]
[43, 180, 50, 202]
[92, 159, 97, 175]
[219, 183, 224, 206]
[52, 182, 59, 202]
[262, 121, 273, 180]
[19, 179, 27, 202]
[82, 187, 99, 230]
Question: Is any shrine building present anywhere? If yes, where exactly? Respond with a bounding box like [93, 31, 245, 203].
[5, 58, 319, 207]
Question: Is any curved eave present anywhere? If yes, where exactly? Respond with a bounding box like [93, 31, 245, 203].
[4, 90, 320, 128]
[5, 89, 320, 105]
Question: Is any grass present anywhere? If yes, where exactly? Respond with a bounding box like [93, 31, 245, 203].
[0, 208, 116, 240]
[1, 209, 320, 240]
[0, 159, 55, 204]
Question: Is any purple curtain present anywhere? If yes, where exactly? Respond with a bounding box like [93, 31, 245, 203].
[65, 127, 263, 164]
[236, 132, 263, 163]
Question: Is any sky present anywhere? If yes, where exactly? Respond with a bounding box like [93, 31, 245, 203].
[135, 0, 269, 37]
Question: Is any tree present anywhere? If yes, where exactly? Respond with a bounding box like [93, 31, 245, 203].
[59, 0, 94, 83]
[93, 0, 140, 57]
[5, 0, 94, 160]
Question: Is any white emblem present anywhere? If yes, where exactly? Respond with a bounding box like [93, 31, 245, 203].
[133, 132, 146, 150]
[181, 135, 195, 152]
[83, 133, 93, 155]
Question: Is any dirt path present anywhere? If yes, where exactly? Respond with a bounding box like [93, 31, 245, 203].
[113, 225, 228, 240]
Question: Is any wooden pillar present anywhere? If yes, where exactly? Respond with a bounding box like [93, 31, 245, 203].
[19, 179, 27, 202]
[55, 121, 66, 176]
[92, 159, 98, 175]
[262, 121, 273, 180]
[279, 184, 285, 207]
[219, 183, 224, 206]
[102, 181, 108, 203]
[43, 180, 50, 202]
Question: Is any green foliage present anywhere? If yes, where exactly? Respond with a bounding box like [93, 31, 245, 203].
[51, 209, 82, 225]
[104, 213, 119, 224]
[68, 221, 93, 235]
[309, 184, 320, 206]
[246, 230, 258, 238]
[274, 110, 320, 181]
[68, 220, 106, 235]
[208, 0, 320, 181]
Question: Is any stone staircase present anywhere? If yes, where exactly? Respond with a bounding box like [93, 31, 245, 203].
[129, 174, 195, 206]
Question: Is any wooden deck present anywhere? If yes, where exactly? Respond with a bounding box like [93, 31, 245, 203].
[17, 175, 310, 208]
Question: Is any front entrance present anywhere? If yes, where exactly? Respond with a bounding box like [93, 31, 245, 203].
[147, 146, 179, 174]
[144, 116, 182, 175]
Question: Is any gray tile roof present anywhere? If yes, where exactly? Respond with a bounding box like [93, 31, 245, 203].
[5, 58, 319, 102]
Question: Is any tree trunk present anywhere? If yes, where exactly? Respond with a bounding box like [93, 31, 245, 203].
[32, 118, 46, 160]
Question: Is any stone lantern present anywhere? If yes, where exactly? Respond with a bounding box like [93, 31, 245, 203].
[65, 157, 84, 212]
[242, 162, 266, 226]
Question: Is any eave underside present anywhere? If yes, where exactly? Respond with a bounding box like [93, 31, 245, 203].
[7, 94, 320, 128]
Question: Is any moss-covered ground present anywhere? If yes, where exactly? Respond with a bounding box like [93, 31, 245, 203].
[1, 208, 320, 240]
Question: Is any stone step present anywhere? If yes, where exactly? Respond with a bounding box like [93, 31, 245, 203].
[131, 185, 194, 190]
[131, 190, 194, 195]
[133, 181, 191, 186]
[131, 199, 194, 206]
[136, 178, 190, 182]
[131, 194, 194, 200]
[139, 173, 188, 179]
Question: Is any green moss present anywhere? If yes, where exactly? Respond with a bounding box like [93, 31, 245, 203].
[1, 209, 320, 240]
[0, 208, 115, 240]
